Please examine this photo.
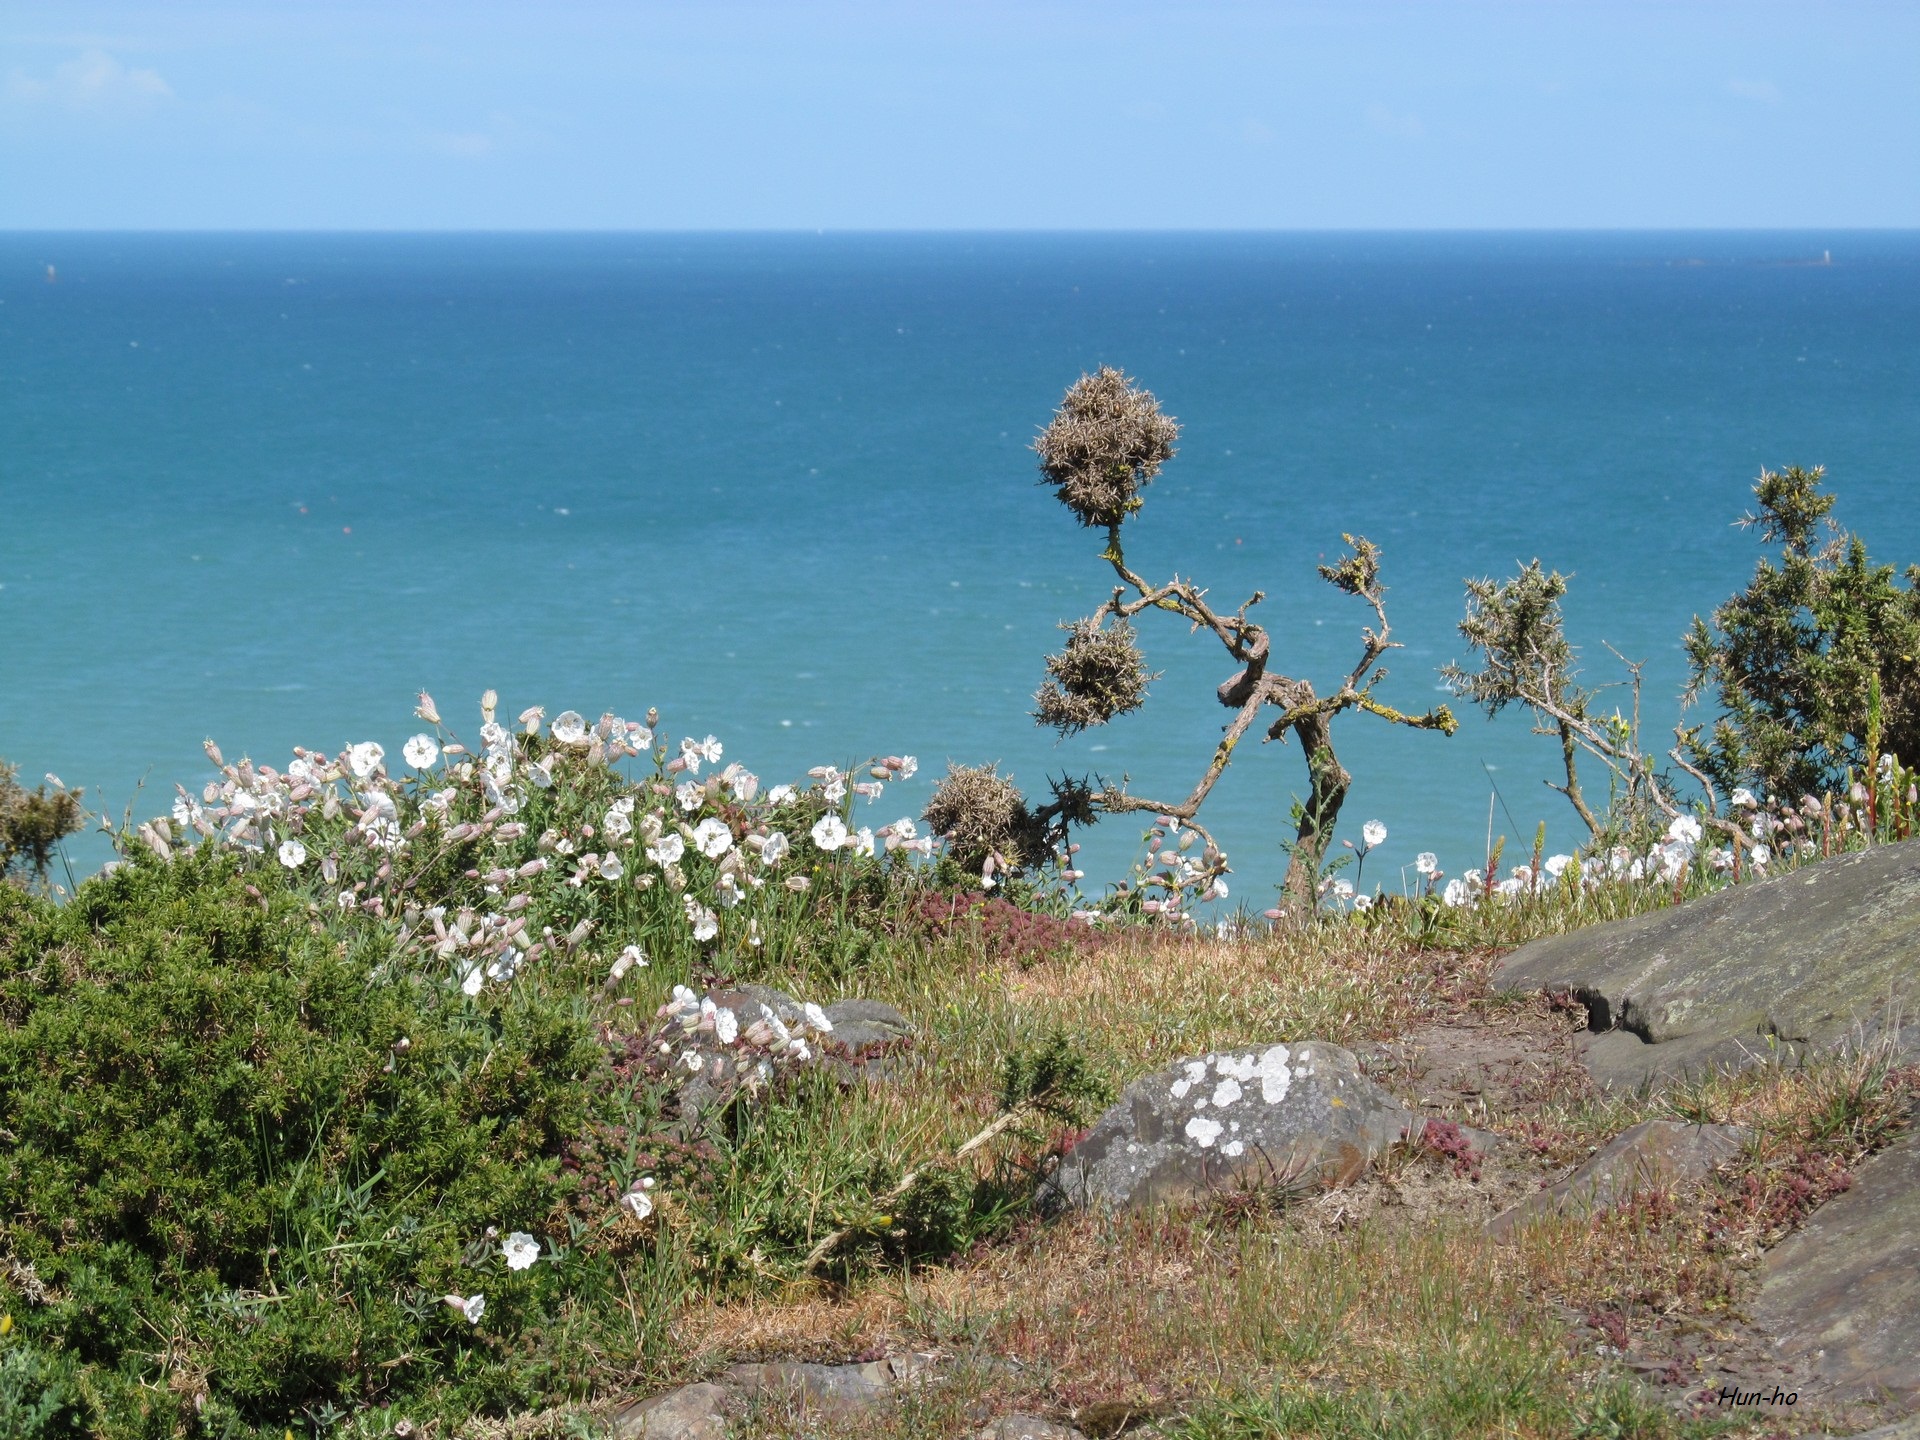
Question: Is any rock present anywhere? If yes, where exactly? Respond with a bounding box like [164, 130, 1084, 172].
[1041, 1041, 1478, 1211]
[973, 1416, 1089, 1440]
[822, 997, 915, 1053]
[723, 1352, 935, 1418]
[1488, 1120, 1750, 1236]
[1494, 841, 1920, 1089]
[609, 1381, 730, 1440]
[1750, 1126, 1920, 1418]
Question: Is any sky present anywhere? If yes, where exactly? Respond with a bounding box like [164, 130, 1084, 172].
[2, 2, 1917, 230]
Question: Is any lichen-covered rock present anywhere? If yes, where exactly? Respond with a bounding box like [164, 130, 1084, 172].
[1488, 1119, 1750, 1237]
[1040, 1041, 1438, 1211]
[1494, 840, 1920, 1089]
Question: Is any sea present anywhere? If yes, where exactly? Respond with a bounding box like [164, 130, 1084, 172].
[3, 231, 1917, 901]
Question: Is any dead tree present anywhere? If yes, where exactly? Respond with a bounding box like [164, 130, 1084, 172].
[928, 367, 1456, 910]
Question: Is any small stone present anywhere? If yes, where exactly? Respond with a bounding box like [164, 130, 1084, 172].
[609, 1382, 730, 1440]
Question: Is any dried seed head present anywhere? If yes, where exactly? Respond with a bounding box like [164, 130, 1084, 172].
[1034, 618, 1155, 735]
[1034, 367, 1179, 529]
[923, 762, 1043, 869]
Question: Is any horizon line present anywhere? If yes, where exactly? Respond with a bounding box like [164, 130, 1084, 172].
[4, 225, 1917, 237]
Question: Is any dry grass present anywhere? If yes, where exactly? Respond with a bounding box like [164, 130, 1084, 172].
[595, 916, 1913, 1440]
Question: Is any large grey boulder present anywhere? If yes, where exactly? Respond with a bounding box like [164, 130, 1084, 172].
[1750, 1125, 1920, 1419]
[1040, 1041, 1480, 1211]
[1494, 841, 1920, 1089]
[1488, 1120, 1749, 1237]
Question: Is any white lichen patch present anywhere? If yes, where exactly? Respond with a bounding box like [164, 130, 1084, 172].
[1170, 1077, 1192, 1099]
[1256, 1045, 1293, 1104]
[1211, 1077, 1243, 1108]
[1222, 1139, 1245, 1157]
[1184, 1060, 1210, 1085]
[1185, 1115, 1223, 1148]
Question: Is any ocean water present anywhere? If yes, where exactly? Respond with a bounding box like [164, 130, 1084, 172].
[3, 231, 1918, 899]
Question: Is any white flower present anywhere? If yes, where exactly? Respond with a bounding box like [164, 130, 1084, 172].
[693, 734, 723, 764]
[801, 1002, 832, 1033]
[1730, 787, 1758, 809]
[852, 826, 875, 857]
[346, 741, 385, 780]
[684, 897, 719, 942]
[712, 1006, 739, 1045]
[883, 818, 919, 848]
[1352, 894, 1372, 912]
[760, 831, 791, 865]
[1667, 815, 1704, 846]
[598, 852, 625, 882]
[714, 871, 745, 908]
[721, 763, 759, 801]
[811, 814, 849, 851]
[1442, 877, 1471, 907]
[1414, 851, 1438, 876]
[551, 711, 588, 745]
[675, 781, 705, 813]
[462, 964, 484, 997]
[766, 784, 797, 805]
[277, 838, 307, 868]
[500, 1232, 540, 1271]
[1361, 820, 1387, 848]
[611, 944, 647, 980]
[1543, 854, 1572, 878]
[173, 794, 204, 829]
[1330, 878, 1354, 900]
[443, 1293, 486, 1324]
[647, 833, 686, 867]
[1750, 844, 1772, 867]
[402, 734, 440, 770]
[692, 818, 733, 858]
[897, 756, 918, 779]
[603, 808, 633, 841]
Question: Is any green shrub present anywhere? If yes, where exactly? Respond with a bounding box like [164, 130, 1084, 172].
[1686, 465, 1920, 800]
[0, 847, 631, 1436]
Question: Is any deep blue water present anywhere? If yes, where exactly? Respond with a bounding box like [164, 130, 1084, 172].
[3, 232, 1917, 898]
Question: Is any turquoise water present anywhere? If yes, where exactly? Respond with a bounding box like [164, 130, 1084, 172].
[4, 232, 1918, 897]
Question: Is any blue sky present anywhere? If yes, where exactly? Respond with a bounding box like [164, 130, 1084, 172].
[3, 2, 1916, 229]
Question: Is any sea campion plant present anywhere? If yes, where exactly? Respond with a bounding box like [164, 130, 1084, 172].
[926, 367, 1458, 913]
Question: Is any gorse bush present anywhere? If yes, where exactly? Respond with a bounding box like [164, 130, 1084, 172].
[0, 848, 608, 1435]
[1686, 464, 1920, 801]
[0, 762, 85, 890]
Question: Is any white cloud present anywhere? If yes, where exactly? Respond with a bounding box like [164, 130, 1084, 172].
[1726, 77, 1781, 104]
[5, 49, 173, 111]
